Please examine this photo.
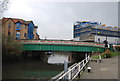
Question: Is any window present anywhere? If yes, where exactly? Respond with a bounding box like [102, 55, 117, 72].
[16, 32, 20, 40]
[24, 33, 26, 37]
[8, 23, 11, 35]
[8, 32, 10, 35]
[16, 24, 20, 28]
[16, 23, 21, 30]
[28, 23, 34, 39]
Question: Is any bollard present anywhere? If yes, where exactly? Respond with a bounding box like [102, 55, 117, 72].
[98, 54, 101, 63]
[87, 67, 91, 73]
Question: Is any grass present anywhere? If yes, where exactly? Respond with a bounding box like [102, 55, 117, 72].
[111, 51, 120, 57]
[91, 55, 99, 59]
[91, 51, 120, 59]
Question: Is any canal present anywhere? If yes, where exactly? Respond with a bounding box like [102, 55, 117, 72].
[3, 51, 82, 80]
[2, 51, 84, 79]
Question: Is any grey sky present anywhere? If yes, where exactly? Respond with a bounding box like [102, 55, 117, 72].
[4, 0, 118, 40]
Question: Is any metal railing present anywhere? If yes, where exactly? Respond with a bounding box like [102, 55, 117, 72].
[51, 55, 90, 81]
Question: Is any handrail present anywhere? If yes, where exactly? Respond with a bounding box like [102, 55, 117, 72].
[52, 55, 90, 81]
[50, 63, 77, 80]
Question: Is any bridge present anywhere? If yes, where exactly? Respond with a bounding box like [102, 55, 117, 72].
[16, 40, 112, 80]
[17, 40, 107, 52]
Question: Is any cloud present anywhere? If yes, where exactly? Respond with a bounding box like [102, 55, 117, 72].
[4, 1, 118, 39]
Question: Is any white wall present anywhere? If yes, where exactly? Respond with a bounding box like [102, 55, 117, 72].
[73, 37, 80, 41]
[48, 51, 72, 64]
[95, 35, 119, 44]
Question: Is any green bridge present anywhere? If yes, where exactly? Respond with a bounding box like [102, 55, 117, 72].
[17, 40, 110, 52]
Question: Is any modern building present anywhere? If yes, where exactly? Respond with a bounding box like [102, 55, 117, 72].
[2, 17, 40, 40]
[73, 21, 120, 44]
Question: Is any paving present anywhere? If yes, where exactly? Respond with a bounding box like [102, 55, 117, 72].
[80, 55, 118, 79]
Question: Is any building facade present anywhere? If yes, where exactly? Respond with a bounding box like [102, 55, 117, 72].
[2, 17, 40, 40]
[73, 21, 120, 44]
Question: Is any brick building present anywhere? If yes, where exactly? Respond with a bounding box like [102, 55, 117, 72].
[2, 17, 40, 40]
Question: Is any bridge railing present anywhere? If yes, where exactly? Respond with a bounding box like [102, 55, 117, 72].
[51, 55, 90, 81]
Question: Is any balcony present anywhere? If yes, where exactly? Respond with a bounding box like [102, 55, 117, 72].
[16, 28, 21, 30]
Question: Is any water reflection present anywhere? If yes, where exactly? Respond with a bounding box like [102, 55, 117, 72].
[2, 51, 73, 79]
[3, 59, 64, 79]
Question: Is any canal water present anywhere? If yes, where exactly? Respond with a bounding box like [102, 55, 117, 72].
[2, 51, 74, 79]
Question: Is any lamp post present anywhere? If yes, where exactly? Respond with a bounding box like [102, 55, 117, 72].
[96, 26, 97, 43]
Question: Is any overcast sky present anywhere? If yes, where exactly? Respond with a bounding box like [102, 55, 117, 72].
[3, 0, 119, 40]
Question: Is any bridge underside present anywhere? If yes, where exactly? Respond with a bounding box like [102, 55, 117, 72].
[23, 44, 105, 52]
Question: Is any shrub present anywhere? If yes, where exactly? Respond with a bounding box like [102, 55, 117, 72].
[2, 35, 23, 60]
[101, 49, 111, 58]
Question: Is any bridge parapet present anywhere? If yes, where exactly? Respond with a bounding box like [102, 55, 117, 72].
[17, 40, 105, 48]
[16, 40, 106, 52]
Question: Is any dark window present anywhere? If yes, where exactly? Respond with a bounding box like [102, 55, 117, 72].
[24, 33, 26, 37]
[8, 32, 10, 35]
[8, 23, 11, 33]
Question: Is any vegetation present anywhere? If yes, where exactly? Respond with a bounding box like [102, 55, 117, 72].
[91, 55, 99, 59]
[111, 51, 120, 57]
[101, 49, 111, 58]
[91, 49, 120, 59]
[2, 35, 23, 60]
[114, 46, 120, 52]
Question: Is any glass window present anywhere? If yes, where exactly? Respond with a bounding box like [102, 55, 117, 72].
[24, 33, 26, 37]
[8, 32, 10, 35]
[16, 23, 21, 30]
[16, 32, 20, 40]
[8, 23, 11, 33]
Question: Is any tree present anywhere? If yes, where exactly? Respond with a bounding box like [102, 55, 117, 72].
[0, 0, 9, 19]
[101, 49, 111, 58]
[2, 35, 23, 58]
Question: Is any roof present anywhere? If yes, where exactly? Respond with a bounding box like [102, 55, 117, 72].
[2, 17, 34, 25]
[12, 18, 23, 23]
[2, 18, 9, 23]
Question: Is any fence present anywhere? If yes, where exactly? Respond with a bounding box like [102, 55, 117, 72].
[50, 55, 90, 81]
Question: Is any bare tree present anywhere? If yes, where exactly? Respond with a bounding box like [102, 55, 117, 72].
[0, 0, 9, 37]
[0, 0, 9, 19]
